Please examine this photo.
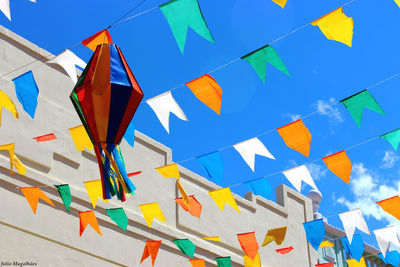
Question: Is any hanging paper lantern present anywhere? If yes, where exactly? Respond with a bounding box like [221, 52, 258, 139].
[70, 43, 144, 201]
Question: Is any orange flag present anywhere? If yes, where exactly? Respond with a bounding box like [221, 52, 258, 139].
[277, 119, 312, 157]
[141, 240, 162, 266]
[322, 150, 352, 184]
[79, 211, 102, 236]
[377, 196, 400, 220]
[33, 133, 57, 142]
[237, 232, 259, 260]
[175, 195, 202, 218]
[186, 74, 222, 115]
[81, 29, 113, 51]
[20, 187, 54, 214]
[189, 259, 206, 267]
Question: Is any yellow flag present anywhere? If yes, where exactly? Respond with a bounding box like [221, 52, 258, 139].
[69, 125, 93, 151]
[272, 0, 287, 8]
[347, 257, 366, 267]
[156, 163, 180, 179]
[311, 7, 354, 47]
[83, 180, 109, 209]
[244, 253, 261, 267]
[177, 180, 190, 205]
[319, 240, 334, 248]
[202, 236, 221, 242]
[0, 90, 18, 126]
[262, 226, 287, 246]
[0, 143, 26, 175]
[395, 0, 400, 7]
[209, 187, 240, 214]
[139, 202, 166, 228]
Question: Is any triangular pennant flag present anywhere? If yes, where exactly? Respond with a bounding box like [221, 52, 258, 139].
[272, 0, 287, 8]
[79, 211, 102, 236]
[176, 195, 202, 218]
[196, 151, 224, 183]
[81, 29, 113, 51]
[245, 178, 271, 200]
[276, 247, 294, 254]
[277, 119, 312, 157]
[20, 187, 54, 214]
[202, 236, 221, 242]
[347, 257, 366, 267]
[0, 0, 10, 20]
[160, 0, 214, 53]
[311, 7, 353, 47]
[315, 264, 334, 267]
[156, 163, 180, 179]
[173, 239, 196, 258]
[373, 226, 400, 257]
[186, 74, 222, 115]
[341, 234, 365, 262]
[379, 251, 400, 266]
[395, 0, 400, 7]
[69, 125, 93, 151]
[319, 240, 334, 248]
[233, 137, 275, 171]
[303, 219, 325, 250]
[127, 171, 141, 178]
[83, 180, 109, 209]
[381, 128, 400, 151]
[237, 232, 259, 260]
[242, 45, 289, 83]
[54, 184, 72, 212]
[216, 257, 232, 267]
[377, 196, 400, 221]
[209, 187, 240, 214]
[12, 70, 39, 118]
[177, 180, 190, 204]
[139, 202, 166, 228]
[123, 120, 135, 147]
[338, 209, 369, 244]
[106, 208, 128, 231]
[140, 240, 162, 266]
[189, 259, 205, 267]
[146, 91, 188, 133]
[244, 253, 261, 267]
[0, 90, 18, 125]
[262, 226, 287, 246]
[48, 49, 86, 84]
[282, 165, 318, 192]
[340, 90, 385, 128]
[0, 143, 26, 175]
[322, 150, 352, 184]
[33, 133, 56, 142]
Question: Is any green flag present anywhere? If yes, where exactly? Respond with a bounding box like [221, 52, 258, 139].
[173, 239, 196, 258]
[160, 0, 214, 54]
[381, 128, 400, 151]
[54, 184, 72, 212]
[106, 208, 128, 231]
[216, 256, 232, 267]
[242, 45, 289, 83]
[340, 90, 385, 128]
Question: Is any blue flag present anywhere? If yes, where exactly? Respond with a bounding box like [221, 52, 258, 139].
[379, 251, 400, 266]
[341, 234, 364, 262]
[196, 151, 224, 183]
[12, 71, 39, 118]
[123, 120, 135, 147]
[245, 178, 271, 200]
[303, 219, 325, 251]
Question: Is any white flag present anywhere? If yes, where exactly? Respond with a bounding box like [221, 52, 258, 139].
[374, 226, 400, 257]
[282, 165, 317, 192]
[0, 0, 10, 21]
[338, 209, 370, 244]
[146, 91, 188, 133]
[48, 49, 86, 84]
[233, 137, 275, 171]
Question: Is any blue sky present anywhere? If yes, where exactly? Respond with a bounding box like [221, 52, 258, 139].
[4, 0, 400, 249]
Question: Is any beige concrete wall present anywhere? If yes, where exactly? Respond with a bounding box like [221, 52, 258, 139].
[0, 25, 317, 267]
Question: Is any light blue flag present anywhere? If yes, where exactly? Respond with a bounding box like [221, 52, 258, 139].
[303, 219, 325, 251]
[341, 234, 364, 262]
[379, 251, 400, 266]
[245, 178, 271, 200]
[123, 120, 135, 147]
[12, 70, 39, 118]
[196, 151, 224, 183]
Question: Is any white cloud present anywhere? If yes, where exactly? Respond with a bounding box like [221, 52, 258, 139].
[285, 113, 301, 122]
[315, 98, 343, 123]
[381, 150, 400, 169]
[306, 162, 327, 180]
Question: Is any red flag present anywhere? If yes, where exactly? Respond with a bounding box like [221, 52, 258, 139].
[276, 246, 293, 254]
[141, 240, 162, 266]
[33, 133, 57, 142]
